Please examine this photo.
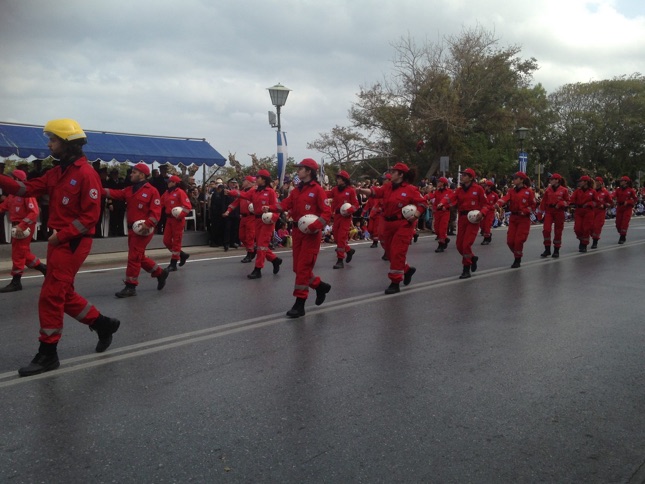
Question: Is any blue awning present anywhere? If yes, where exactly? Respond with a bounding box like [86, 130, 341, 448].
[0, 122, 226, 167]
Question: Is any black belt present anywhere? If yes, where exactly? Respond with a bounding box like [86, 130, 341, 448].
[459, 210, 469, 216]
[618, 202, 625, 206]
[511, 212, 528, 216]
[334, 209, 341, 214]
[384, 215, 403, 221]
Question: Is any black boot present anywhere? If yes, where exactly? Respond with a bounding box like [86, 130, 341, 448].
[403, 267, 416, 286]
[511, 257, 521, 268]
[167, 259, 178, 272]
[618, 235, 626, 244]
[156, 268, 169, 290]
[540, 246, 551, 257]
[179, 251, 190, 266]
[481, 236, 491, 245]
[272, 257, 282, 274]
[0, 275, 22, 293]
[591, 239, 598, 249]
[444, 238, 451, 247]
[333, 259, 344, 269]
[435, 243, 445, 253]
[241, 252, 254, 263]
[381, 254, 389, 261]
[471, 256, 479, 272]
[459, 266, 471, 279]
[315, 282, 331, 306]
[115, 283, 137, 298]
[35, 263, 47, 276]
[247, 267, 262, 279]
[346, 248, 355, 263]
[90, 314, 121, 353]
[18, 342, 60, 377]
[579, 243, 587, 253]
[384, 282, 400, 294]
[286, 297, 306, 318]
[413, 233, 419, 243]
[552, 247, 560, 258]
[370, 240, 378, 248]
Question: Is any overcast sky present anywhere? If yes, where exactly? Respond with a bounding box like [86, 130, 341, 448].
[1, 0, 643, 171]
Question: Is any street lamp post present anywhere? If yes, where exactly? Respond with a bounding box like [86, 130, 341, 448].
[267, 83, 292, 186]
[515, 127, 529, 173]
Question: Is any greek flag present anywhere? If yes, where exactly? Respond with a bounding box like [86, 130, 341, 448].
[518, 152, 528, 173]
[277, 131, 288, 187]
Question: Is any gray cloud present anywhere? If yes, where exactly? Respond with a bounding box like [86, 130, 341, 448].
[1, 0, 643, 170]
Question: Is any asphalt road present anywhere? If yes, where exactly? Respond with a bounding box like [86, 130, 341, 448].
[1, 219, 644, 483]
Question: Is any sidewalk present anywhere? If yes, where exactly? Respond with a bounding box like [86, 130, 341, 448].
[0, 244, 228, 273]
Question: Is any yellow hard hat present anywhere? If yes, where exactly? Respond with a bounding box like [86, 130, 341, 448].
[43, 118, 87, 142]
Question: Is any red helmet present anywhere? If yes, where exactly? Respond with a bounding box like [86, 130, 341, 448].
[390, 162, 409, 173]
[513, 171, 528, 180]
[168, 175, 181, 184]
[460, 168, 476, 178]
[257, 169, 271, 178]
[132, 163, 150, 176]
[12, 169, 27, 181]
[578, 175, 592, 182]
[485, 180, 494, 187]
[439, 177, 449, 185]
[296, 158, 319, 171]
[549, 173, 562, 181]
[337, 170, 350, 180]
[620, 176, 631, 182]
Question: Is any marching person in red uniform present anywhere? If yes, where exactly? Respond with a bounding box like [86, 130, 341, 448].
[226, 176, 257, 263]
[364, 196, 382, 248]
[569, 175, 596, 252]
[161, 175, 192, 271]
[0, 119, 120, 376]
[497, 172, 536, 268]
[277, 158, 332, 318]
[427, 177, 453, 253]
[591, 176, 613, 249]
[358, 162, 427, 294]
[0, 169, 47, 292]
[448, 168, 489, 279]
[613, 176, 637, 244]
[539, 173, 569, 258]
[480, 180, 499, 246]
[104, 163, 169, 297]
[326, 170, 359, 269]
[225, 169, 282, 279]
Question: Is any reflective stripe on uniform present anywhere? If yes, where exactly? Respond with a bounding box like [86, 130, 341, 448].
[15, 181, 27, 197]
[294, 284, 308, 291]
[72, 219, 89, 233]
[40, 327, 62, 336]
[74, 302, 94, 322]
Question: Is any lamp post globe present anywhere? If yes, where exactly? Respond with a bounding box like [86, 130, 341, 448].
[267, 83, 292, 132]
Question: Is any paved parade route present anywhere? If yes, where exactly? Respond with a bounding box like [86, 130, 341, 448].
[1, 220, 644, 482]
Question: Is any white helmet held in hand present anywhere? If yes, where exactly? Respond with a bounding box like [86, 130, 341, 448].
[11, 226, 31, 239]
[262, 212, 275, 224]
[340, 202, 352, 216]
[467, 210, 481, 224]
[401, 204, 417, 221]
[298, 214, 320, 234]
[171, 206, 184, 219]
[132, 220, 153, 236]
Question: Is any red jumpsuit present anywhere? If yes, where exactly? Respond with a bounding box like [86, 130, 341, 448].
[227, 188, 256, 253]
[539, 185, 569, 248]
[427, 188, 452, 244]
[498, 186, 536, 258]
[570, 187, 596, 246]
[365, 197, 383, 243]
[0, 194, 42, 276]
[480, 190, 499, 240]
[104, 182, 163, 285]
[161, 187, 192, 261]
[592, 187, 612, 241]
[233, 186, 280, 270]
[278, 180, 331, 299]
[449, 183, 490, 267]
[369, 182, 427, 283]
[0, 157, 102, 344]
[613, 187, 637, 236]
[326, 186, 359, 260]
